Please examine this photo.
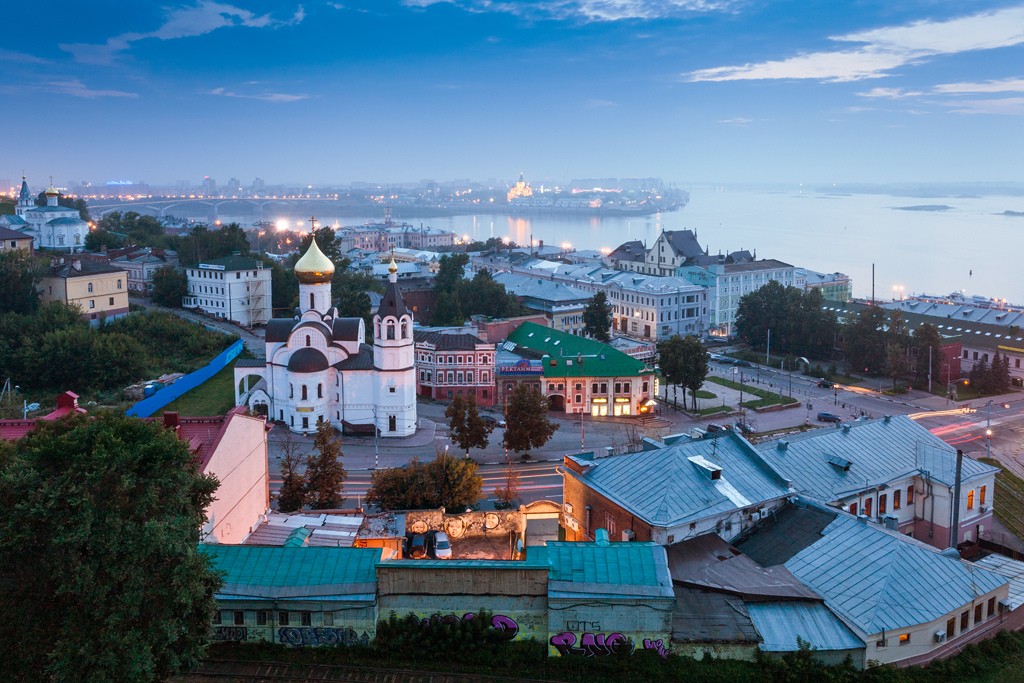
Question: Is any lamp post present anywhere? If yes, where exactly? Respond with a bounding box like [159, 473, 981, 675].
[986, 400, 993, 460]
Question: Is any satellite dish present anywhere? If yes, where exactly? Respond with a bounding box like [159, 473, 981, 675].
[26, 403, 40, 411]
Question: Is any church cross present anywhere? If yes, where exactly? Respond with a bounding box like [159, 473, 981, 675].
[308, 216, 318, 231]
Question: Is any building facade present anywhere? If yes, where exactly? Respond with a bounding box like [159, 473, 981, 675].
[0, 177, 89, 251]
[414, 330, 497, 407]
[183, 254, 271, 327]
[234, 238, 417, 436]
[0, 225, 33, 253]
[39, 257, 129, 326]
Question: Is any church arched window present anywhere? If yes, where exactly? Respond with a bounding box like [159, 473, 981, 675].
[305, 334, 311, 347]
[386, 323, 395, 340]
[317, 383, 323, 398]
[375, 321, 381, 338]
[289, 383, 293, 398]
[309, 292, 315, 310]
[302, 385, 308, 401]
[400, 320, 408, 339]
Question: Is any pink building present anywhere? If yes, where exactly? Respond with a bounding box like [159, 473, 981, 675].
[414, 330, 497, 407]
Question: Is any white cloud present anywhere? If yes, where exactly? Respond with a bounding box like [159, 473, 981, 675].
[401, 1, 734, 22]
[207, 86, 309, 102]
[945, 97, 1024, 115]
[933, 78, 1024, 94]
[718, 116, 753, 125]
[856, 87, 923, 99]
[44, 79, 138, 99]
[686, 6, 1024, 82]
[61, 2, 305, 65]
[0, 49, 49, 64]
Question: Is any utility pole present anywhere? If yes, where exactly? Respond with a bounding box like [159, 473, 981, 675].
[766, 328, 771, 365]
[986, 400, 993, 460]
[928, 346, 933, 395]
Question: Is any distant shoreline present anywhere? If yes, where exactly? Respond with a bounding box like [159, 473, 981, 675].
[891, 204, 954, 212]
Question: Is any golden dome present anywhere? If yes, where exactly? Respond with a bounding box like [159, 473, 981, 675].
[294, 236, 335, 284]
[388, 256, 398, 275]
[45, 185, 59, 196]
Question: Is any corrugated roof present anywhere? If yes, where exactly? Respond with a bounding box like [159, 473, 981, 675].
[974, 555, 1024, 610]
[506, 321, 650, 379]
[531, 540, 674, 599]
[740, 504, 1008, 636]
[566, 431, 792, 529]
[202, 545, 381, 592]
[747, 602, 864, 652]
[672, 585, 759, 643]
[199, 254, 263, 271]
[414, 329, 489, 350]
[757, 416, 997, 499]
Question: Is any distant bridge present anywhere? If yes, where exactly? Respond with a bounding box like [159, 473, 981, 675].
[87, 197, 378, 222]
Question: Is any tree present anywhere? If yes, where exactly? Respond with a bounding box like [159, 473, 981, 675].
[94, 211, 167, 249]
[0, 414, 220, 682]
[911, 323, 944, 387]
[276, 433, 308, 513]
[151, 265, 188, 307]
[735, 282, 837, 359]
[446, 394, 493, 456]
[305, 421, 347, 509]
[177, 223, 250, 266]
[365, 453, 483, 511]
[0, 250, 41, 315]
[492, 461, 522, 509]
[677, 335, 710, 411]
[843, 306, 888, 375]
[502, 384, 559, 456]
[657, 334, 686, 407]
[583, 291, 613, 342]
[432, 290, 464, 326]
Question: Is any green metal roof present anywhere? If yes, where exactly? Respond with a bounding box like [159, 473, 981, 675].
[202, 545, 380, 587]
[531, 541, 671, 588]
[198, 254, 263, 271]
[505, 321, 650, 379]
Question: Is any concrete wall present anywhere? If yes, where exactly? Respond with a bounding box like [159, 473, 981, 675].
[211, 599, 377, 647]
[202, 412, 270, 545]
[547, 596, 673, 658]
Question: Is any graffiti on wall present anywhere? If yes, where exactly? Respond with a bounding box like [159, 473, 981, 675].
[212, 626, 251, 642]
[278, 627, 371, 647]
[419, 612, 520, 641]
[550, 631, 671, 658]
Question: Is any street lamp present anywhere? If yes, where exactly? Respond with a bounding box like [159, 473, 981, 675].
[986, 400, 993, 460]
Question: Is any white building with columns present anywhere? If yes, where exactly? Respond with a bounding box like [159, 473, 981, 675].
[234, 236, 417, 436]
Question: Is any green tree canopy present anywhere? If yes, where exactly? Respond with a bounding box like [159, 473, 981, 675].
[151, 265, 188, 307]
[0, 414, 220, 682]
[502, 384, 559, 455]
[305, 421, 347, 509]
[0, 249, 41, 315]
[843, 306, 889, 375]
[177, 223, 250, 266]
[678, 335, 710, 411]
[445, 393, 493, 456]
[365, 452, 483, 511]
[657, 334, 687, 407]
[92, 211, 168, 249]
[582, 291, 613, 342]
[735, 283, 837, 359]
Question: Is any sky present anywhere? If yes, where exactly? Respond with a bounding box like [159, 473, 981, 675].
[4, 1, 1024, 187]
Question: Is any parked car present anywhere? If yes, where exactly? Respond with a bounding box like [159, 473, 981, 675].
[431, 530, 452, 559]
[408, 534, 428, 559]
[706, 423, 728, 433]
[480, 415, 506, 429]
[817, 411, 842, 423]
[816, 379, 834, 388]
[734, 421, 755, 435]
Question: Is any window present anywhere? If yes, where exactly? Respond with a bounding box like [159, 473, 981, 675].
[302, 416, 309, 429]
[980, 485, 987, 506]
[289, 384, 294, 398]
[878, 494, 887, 515]
[279, 611, 290, 626]
[301, 385, 308, 401]
[256, 611, 267, 626]
[109, 297, 114, 305]
[575, 383, 582, 391]
[213, 610, 223, 625]
[234, 611, 245, 626]
[967, 489, 975, 511]
[323, 612, 334, 626]
[317, 383, 323, 399]
[898, 633, 910, 646]
[907, 486, 914, 505]
[306, 334, 311, 347]
[946, 617, 956, 638]
[960, 610, 969, 630]
[988, 596, 996, 618]
[88, 282, 94, 293]
[401, 321, 408, 339]
[893, 489, 901, 510]
[849, 502, 857, 515]
[301, 612, 312, 626]
[863, 498, 872, 517]
[974, 604, 983, 624]
[386, 323, 395, 340]
[592, 383, 599, 393]
[89, 300, 95, 309]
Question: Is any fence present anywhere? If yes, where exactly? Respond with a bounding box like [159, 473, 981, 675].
[126, 339, 244, 418]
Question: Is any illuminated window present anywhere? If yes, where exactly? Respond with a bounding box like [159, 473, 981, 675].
[907, 486, 914, 505]
[898, 633, 910, 645]
[967, 490, 975, 511]
[893, 489, 901, 510]
[980, 486, 986, 506]
[878, 494, 887, 515]
[849, 502, 857, 515]
[863, 498, 872, 517]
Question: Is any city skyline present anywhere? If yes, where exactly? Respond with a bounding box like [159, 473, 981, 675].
[4, 1, 1023, 186]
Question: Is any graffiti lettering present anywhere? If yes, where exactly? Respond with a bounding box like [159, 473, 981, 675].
[277, 627, 370, 648]
[212, 626, 248, 642]
[642, 638, 670, 658]
[550, 631, 634, 657]
[418, 612, 519, 641]
[566, 620, 600, 631]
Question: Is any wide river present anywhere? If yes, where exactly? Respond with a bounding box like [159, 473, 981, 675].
[227, 188, 1024, 303]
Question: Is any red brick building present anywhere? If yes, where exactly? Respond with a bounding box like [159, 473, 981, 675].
[414, 330, 497, 407]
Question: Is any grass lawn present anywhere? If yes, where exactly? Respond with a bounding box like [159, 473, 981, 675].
[980, 457, 1024, 541]
[696, 405, 732, 416]
[160, 359, 240, 417]
[706, 376, 797, 409]
[695, 389, 716, 399]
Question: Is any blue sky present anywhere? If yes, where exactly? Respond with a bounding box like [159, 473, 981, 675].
[4, 1, 1023, 186]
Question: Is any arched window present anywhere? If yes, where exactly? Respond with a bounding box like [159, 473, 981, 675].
[309, 292, 315, 310]
[301, 385, 308, 401]
[401, 320, 408, 339]
[317, 383, 323, 399]
[289, 383, 293, 398]
[375, 321, 381, 338]
[305, 334, 311, 347]
[386, 323, 395, 340]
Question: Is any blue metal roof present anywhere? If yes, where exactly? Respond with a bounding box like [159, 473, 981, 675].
[783, 511, 1007, 636]
[747, 602, 864, 652]
[757, 416, 997, 500]
[202, 545, 381, 597]
[565, 431, 792, 528]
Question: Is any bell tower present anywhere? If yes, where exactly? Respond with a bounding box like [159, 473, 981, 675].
[372, 255, 416, 436]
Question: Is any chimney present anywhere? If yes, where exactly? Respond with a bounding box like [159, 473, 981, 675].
[163, 411, 180, 430]
[71, 258, 82, 271]
[776, 440, 789, 452]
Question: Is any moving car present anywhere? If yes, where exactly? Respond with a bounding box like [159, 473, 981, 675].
[816, 379, 834, 388]
[816, 411, 842, 423]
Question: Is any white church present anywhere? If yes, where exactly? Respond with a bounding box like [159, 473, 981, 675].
[234, 236, 417, 436]
[0, 177, 89, 251]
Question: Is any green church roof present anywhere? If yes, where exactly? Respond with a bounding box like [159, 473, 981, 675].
[505, 321, 650, 379]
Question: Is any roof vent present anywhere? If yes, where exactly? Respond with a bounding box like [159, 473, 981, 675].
[688, 455, 723, 480]
[827, 455, 852, 472]
[884, 415, 891, 424]
[776, 440, 789, 452]
[857, 514, 869, 524]
[842, 424, 851, 434]
[594, 528, 610, 546]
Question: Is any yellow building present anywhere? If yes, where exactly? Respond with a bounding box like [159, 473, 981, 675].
[0, 226, 33, 253]
[40, 257, 129, 326]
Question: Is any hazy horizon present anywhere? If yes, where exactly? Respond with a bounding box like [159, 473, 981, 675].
[4, 1, 1022, 187]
